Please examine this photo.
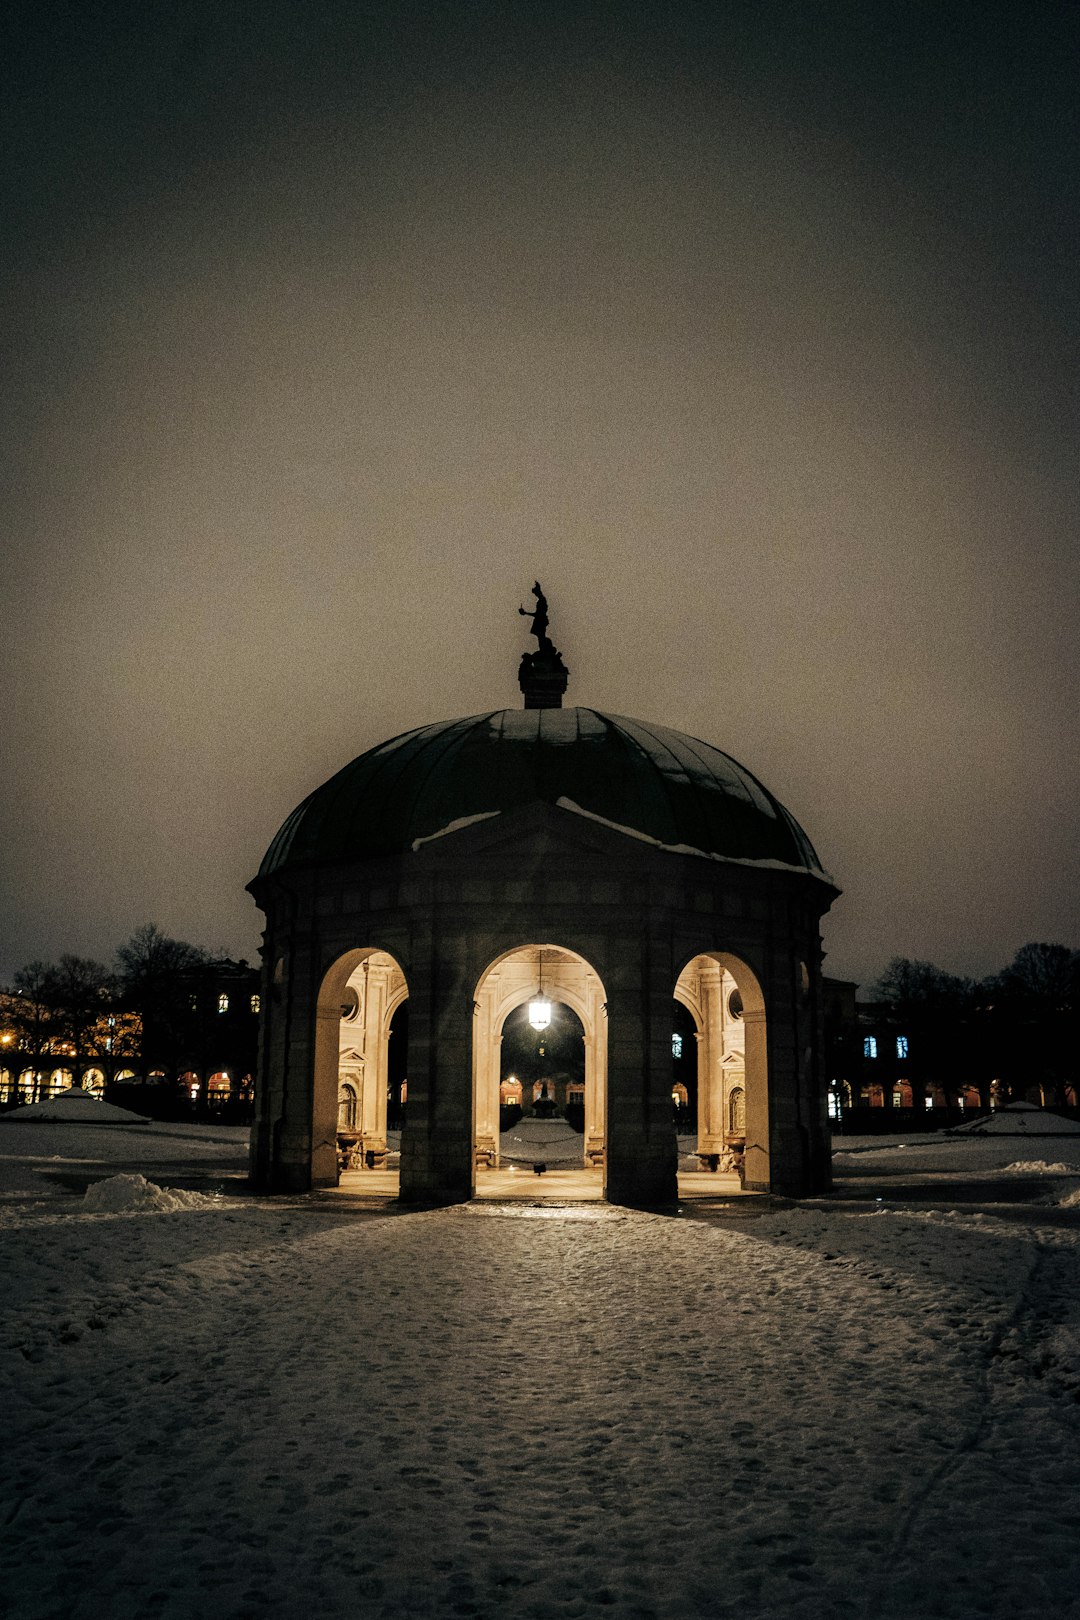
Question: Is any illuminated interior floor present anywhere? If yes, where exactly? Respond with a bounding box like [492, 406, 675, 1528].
[337, 1170, 401, 1198]
[334, 1168, 750, 1201]
[677, 1171, 748, 1198]
[474, 1166, 604, 1200]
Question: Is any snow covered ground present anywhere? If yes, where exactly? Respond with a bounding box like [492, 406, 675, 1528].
[2, 1122, 1080, 1620]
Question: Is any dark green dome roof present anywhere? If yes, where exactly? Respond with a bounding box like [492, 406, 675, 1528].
[259, 708, 829, 880]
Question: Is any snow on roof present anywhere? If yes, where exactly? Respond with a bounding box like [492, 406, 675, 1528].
[5, 1087, 149, 1125]
[555, 797, 837, 882]
[410, 810, 502, 850]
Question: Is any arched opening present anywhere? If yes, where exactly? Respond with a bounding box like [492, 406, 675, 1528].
[338, 1080, 359, 1130]
[80, 1068, 106, 1096]
[501, 998, 586, 1121]
[500, 1076, 524, 1113]
[206, 1072, 231, 1108]
[315, 947, 408, 1189]
[472, 944, 607, 1197]
[49, 1068, 73, 1097]
[674, 951, 769, 1193]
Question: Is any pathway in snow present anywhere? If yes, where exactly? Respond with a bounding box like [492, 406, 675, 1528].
[2, 1132, 1080, 1619]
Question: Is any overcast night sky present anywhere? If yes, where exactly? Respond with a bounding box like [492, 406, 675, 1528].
[1, 0, 1077, 989]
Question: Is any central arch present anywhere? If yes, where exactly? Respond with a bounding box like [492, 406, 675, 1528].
[472, 944, 608, 1192]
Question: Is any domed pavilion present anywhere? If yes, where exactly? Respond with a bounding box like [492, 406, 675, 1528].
[248, 589, 839, 1205]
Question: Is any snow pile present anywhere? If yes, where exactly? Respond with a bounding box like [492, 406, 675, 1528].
[81, 1174, 220, 1213]
[954, 1101, 1080, 1136]
[1001, 1160, 1077, 1175]
[8, 1087, 148, 1124]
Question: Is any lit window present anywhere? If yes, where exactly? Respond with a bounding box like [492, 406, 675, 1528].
[828, 1091, 841, 1121]
[250, 994, 261, 1015]
[218, 993, 229, 1014]
[896, 1035, 908, 1058]
[863, 1036, 877, 1059]
[924, 1095, 934, 1110]
[671, 1032, 683, 1059]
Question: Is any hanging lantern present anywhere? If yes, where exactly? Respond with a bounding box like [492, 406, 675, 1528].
[528, 947, 551, 1029]
[528, 997, 552, 1031]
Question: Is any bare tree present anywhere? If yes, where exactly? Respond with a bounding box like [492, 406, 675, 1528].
[992, 943, 1080, 1105]
[45, 956, 114, 1089]
[874, 957, 977, 1107]
[10, 961, 58, 1101]
[115, 924, 210, 1078]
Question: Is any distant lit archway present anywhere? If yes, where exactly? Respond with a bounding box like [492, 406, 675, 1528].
[207, 1072, 231, 1107]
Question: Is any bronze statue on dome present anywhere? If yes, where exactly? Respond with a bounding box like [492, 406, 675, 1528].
[517, 581, 568, 710]
[519, 581, 553, 654]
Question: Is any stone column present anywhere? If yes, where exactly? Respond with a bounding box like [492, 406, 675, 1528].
[691, 1028, 705, 1154]
[742, 1007, 770, 1190]
[804, 949, 833, 1194]
[398, 943, 474, 1205]
[360, 962, 390, 1166]
[758, 951, 808, 1195]
[584, 977, 607, 1168]
[261, 937, 333, 1193]
[605, 942, 678, 1208]
[309, 998, 342, 1187]
[249, 950, 276, 1189]
[697, 962, 726, 1157]
[472, 986, 500, 1167]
